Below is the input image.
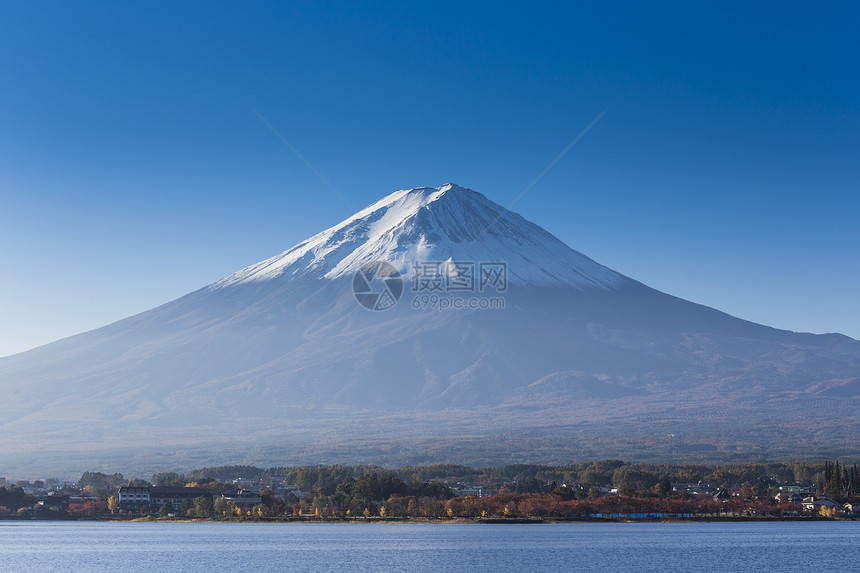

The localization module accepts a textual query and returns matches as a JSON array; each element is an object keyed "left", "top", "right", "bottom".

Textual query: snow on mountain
[{"left": 212, "top": 183, "right": 628, "bottom": 291}]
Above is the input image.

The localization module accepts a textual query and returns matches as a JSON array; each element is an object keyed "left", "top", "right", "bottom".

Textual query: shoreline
[{"left": 1, "top": 515, "right": 855, "bottom": 525}]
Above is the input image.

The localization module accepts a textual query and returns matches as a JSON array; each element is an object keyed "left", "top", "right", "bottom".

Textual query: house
[
  {"left": 673, "top": 482, "right": 713, "bottom": 496},
  {"left": 35, "top": 493, "right": 69, "bottom": 511},
  {"left": 773, "top": 492, "right": 804, "bottom": 505},
  {"left": 149, "top": 487, "right": 213, "bottom": 512},
  {"left": 843, "top": 502, "right": 859, "bottom": 516},
  {"left": 453, "top": 485, "right": 497, "bottom": 498},
  {"left": 220, "top": 489, "right": 262, "bottom": 510},
  {"left": 777, "top": 485, "right": 803, "bottom": 494},
  {"left": 117, "top": 485, "right": 151, "bottom": 511},
  {"left": 118, "top": 485, "right": 214, "bottom": 512},
  {"left": 800, "top": 497, "right": 838, "bottom": 513}
]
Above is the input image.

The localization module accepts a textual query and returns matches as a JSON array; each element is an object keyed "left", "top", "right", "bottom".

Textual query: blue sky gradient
[{"left": 1, "top": 1, "right": 858, "bottom": 355}]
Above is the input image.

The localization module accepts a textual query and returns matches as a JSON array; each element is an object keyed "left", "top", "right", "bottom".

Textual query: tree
[
  {"left": 184, "top": 465, "right": 264, "bottom": 483},
  {"left": 259, "top": 489, "right": 276, "bottom": 508},
  {"left": 158, "top": 502, "right": 172, "bottom": 517},
  {"left": 152, "top": 472, "right": 187, "bottom": 487},
  {"left": 79, "top": 500, "right": 107, "bottom": 516},
  {"left": 312, "top": 495, "right": 329, "bottom": 518},
  {"left": 193, "top": 496, "right": 213, "bottom": 518},
  {"left": 78, "top": 472, "right": 125, "bottom": 491},
  {"left": 252, "top": 503, "right": 267, "bottom": 518},
  {"left": 107, "top": 496, "right": 118, "bottom": 514},
  {"left": 0, "top": 486, "right": 28, "bottom": 510},
  {"left": 655, "top": 477, "right": 672, "bottom": 497},
  {"left": 514, "top": 477, "right": 544, "bottom": 494},
  {"left": 213, "top": 496, "right": 228, "bottom": 516}
]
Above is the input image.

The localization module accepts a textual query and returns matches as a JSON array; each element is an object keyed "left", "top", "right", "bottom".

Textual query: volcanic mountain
[{"left": 1, "top": 184, "right": 858, "bottom": 474}]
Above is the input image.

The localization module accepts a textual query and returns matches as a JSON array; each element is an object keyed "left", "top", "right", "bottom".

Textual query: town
[{"left": 1, "top": 461, "right": 857, "bottom": 521}]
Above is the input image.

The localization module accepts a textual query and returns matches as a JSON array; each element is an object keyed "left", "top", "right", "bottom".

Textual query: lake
[{"left": 0, "top": 521, "right": 858, "bottom": 572}]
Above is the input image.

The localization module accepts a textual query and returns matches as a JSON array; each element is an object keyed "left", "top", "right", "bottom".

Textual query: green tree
[
  {"left": 78, "top": 472, "right": 125, "bottom": 491},
  {"left": 514, "top": 477, "right": 544, "bottom": 494},
  {"left": 655, "top": 477, "right": 672, "bottom": 497},
  {"left": 152, "top": 472, "right": 187, "bottom": 487},
  {"left": 0, "top": 486, "right": 28, "bottom": 509},
  {"left": 193, "top": 496, "right": 213, "bottom": 518},
  {"left": 158, "top": 502, "right": 173, "bottom": 517},
  {"left": 259, "top": 489, "right": 276, "bottom": 508},
  {"left": 213, "top": 496, "right": 228, "bottom": 516}
]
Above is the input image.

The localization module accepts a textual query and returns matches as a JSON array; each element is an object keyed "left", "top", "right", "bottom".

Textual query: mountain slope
[
  {"left": 1, "top": 183, "right": 858, "bottom": 474},
  {"left": 213, "top": 183, "right": 626, "bottom": 289}
]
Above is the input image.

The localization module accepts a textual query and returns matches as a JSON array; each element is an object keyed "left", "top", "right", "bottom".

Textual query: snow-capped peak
[{"left": 212, "top": 183, "right": 628, "bottom": 290}]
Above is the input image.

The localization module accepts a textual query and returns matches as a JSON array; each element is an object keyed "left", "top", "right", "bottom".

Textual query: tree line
[
  {"left": 4, "top": 459, "right": 857, "bottom": 520},
  {"left": 159, "top": 460, "right": 844, "bottom": 491},
  {"left": 823, "top": 461, "right": 859, "bottom": 502}
]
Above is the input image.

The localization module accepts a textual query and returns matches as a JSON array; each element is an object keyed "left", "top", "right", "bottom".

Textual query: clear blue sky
[{"left": 1, "top": 1, "right": 858, "bottom": 356}]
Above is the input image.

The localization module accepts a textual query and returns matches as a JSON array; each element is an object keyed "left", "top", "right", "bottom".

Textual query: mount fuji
[{"left": 2, "top": 183, "right": 859, "bottom": 475}]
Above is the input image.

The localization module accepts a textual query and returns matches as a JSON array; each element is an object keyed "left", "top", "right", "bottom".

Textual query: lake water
[{"left": 0, "top": 521, "right": 858, "bottom": 572}]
